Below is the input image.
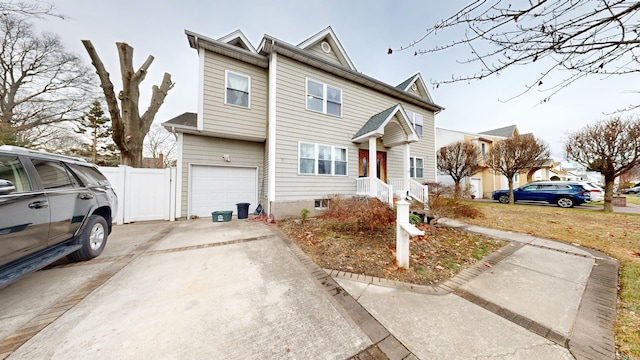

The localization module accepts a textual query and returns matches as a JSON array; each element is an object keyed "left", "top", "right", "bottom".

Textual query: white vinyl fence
[{"left": 99, "top": 166, "right": 176, "bottom": 224}]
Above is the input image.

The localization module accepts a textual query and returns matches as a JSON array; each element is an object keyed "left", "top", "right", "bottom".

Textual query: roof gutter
[{"left": 260, "top": 34, "right": 445, "bottom": 113}]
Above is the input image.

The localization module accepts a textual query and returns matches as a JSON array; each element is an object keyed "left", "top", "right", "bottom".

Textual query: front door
[{"left": 358, "top": 149, "right": 387, "bottom": 183}]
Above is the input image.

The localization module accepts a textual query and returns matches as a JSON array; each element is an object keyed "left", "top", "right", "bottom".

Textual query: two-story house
[
  {"left": 436, "top": 125, "right": 554, "bottom": 198},
  {"left": 164, "top": 26, "right": 443, "bottom": 219}
]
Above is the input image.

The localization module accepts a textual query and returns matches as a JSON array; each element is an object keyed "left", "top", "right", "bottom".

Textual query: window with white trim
[
  {"left": 225, "top": 70, "right": 250, "bottom": 108},
  {"left": 298, "top": 142, "right": 348, "bottom": 176},
  {"left": 306, "top": 78, "right": 342, "bottom": 116},
  {"left": 410, "top": 157, "right": 424, "bottom": 178},
  {"left": 481, "top": 142, "right": 486, "bottom": 156},
  {"left": 405, "top": 110, "right": 424, "bottom": 136}
]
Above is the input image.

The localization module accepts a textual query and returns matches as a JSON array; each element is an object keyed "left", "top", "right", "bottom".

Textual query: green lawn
[{"left": 461, "top": 201, "right": 639, "bottom": 358}]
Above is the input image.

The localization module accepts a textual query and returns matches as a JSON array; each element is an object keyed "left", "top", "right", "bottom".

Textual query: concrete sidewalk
[
  {"left": 0, "top": 218, "right": 618, "bottom": 359},
  {"left": 325, "top": 219, "right": 619, "bottom": 359}
]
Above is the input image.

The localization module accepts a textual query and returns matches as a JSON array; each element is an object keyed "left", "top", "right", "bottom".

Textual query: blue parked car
[{"left": 492, "top": 181, "right": 591, "bottom": 208}]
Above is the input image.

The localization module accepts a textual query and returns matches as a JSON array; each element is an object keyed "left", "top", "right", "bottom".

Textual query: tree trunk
[
  {"left": 454, "top": 181, "right": 461, "bottom": 199},
  {"left": 82, "top": 40, "right": 173, "bottom": 168},
  {"left": 603, "top": 177, "right": 615, "bottom": 213},
  {"left": 508, "top": 179, "right": 514, "bottom": 205}
]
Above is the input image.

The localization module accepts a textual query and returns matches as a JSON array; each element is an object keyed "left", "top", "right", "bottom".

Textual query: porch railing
[
  {"left": 408, "top": 178, "right": 428, "bottom": 204},
  {"left": 355, "top": 177, "right": 393, "bottom": 206},
  {"left": 389, "top": 178, "right": 429, "bottom": 204}
]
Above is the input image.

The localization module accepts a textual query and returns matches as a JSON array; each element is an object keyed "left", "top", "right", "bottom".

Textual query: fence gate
[{"left": 99, "top": 166, "right": 176, "bottom": 224}]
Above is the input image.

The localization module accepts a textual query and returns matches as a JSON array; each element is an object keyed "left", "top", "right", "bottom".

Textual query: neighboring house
[
  {"left": 164, "top": 26, "right": 443, "bottom": 219},
  {"left": 436, "top": 125, "right": 554, "bottom": 198}
]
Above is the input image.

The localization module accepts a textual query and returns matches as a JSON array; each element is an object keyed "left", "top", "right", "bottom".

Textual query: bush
[
  {"left": 425, "top": 182, "right": 483, "bottom": 220},
  {"left": 409, "top": 213, "right": 423, "bottom": 225},
  {"left": 321, "top": 195, "right": 395, "bottom": 232}
]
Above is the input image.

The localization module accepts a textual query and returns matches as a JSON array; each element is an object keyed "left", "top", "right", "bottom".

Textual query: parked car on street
[
  {"left": 492, "top": 181, "right": 591, "bottom": 208},
  {"left": 581, "top": 182, "right": 604, "bottom": 202},
  {"left": 0, "top": 146, "right": 117, "bottom": 289},
  {"left": 621, "top": 186, "right": 640, "bottom": 194}
]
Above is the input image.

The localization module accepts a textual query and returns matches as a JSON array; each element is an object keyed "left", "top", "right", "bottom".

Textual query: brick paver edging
[{"left": 272, "top": 227, "right": 415, "bottom": 360}]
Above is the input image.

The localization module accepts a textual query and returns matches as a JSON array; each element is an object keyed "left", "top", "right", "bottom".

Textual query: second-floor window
[
  {"left": 481, "top": 142, "right": 486, "bottom": 156},
  {"left": 225, "top": 70, "right": 250, "bottom": 108},
  {"left": 306, "top": 78, "right": 342, "bottom": 116},
  {"left": 299, "top": 142, "right": 347, "bottom": 176},
  {"left": 410, "top": 157, "right": 424, "bottom": 178},
  {"left": 405, "top": 110, "right": 424, "bottom": 136}
]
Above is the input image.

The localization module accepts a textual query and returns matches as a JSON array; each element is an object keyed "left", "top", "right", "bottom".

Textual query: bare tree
[
  {"left": 82, "top": 40, "right": 174, "bottom": 167},
  {"left": 0, "top": 14, "right": 93, "bottom": 146},
  {"left": 437, "top": 140, "right": 481, "bottom": 198},
  {"left": 390, "top": 1, "right": 640, "bottom": 106},
  {"left": 565, "top": 116, "right": 640, "bottom": 212},
  {"left": 144, "top": 123, "right": 176, "bottom": 167},
  {"left": 0, "top": 1, "right": 63, "bottom": 19},
  {"left": 485, "top": 134, "right": 550, "bottom": 204}
]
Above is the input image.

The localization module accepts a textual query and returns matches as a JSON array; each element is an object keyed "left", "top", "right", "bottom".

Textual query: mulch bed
[{"left": 279, "top": 218, "right": 506, "bottom": 285}]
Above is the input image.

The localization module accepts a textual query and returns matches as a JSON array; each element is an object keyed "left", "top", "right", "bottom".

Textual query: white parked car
[{"left": 581, "top": 182, "right": 604, "bottom": 202}]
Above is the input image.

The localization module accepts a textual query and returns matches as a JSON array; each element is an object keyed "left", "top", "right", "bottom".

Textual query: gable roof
[
  {"left": 217, "top": 30, "right": 257, "bottom": 54},
  {"left": 352, "top": 104, "right": 419, "bottom": 144},
  {"left": 187, "top": 27, "right": 444, "bottom": 113},
  {"left": 296, "top": 26, "right": 356, "bottom": 71},
  {"left": 395, "top": 73, "right": 433, "bottom": 102},
  {"left": 479, "top": 125, "right": 518, "bottom": 138}
]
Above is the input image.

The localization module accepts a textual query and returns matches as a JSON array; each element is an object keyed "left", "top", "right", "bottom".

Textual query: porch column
[
  {"left": 403, "top": 143, "right": 410, "bottom": 197},
  {"left": 369, "top": 137, "right": 377, "bottom": 197}
]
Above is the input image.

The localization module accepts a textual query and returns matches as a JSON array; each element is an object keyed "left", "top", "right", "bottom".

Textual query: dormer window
[{"left": 225, "top": 70, "right": 250, "bottom": 108}]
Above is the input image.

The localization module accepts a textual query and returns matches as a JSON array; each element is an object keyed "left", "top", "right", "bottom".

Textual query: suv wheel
[
  {"left": 68, "top": 215, "right": 108, "bottom": 262},
  {"left": 556, "top": 197, "right": 574, "bottom": 208},
  {"left": 498, "top": 195, "right": 509, "bottom": 204}
]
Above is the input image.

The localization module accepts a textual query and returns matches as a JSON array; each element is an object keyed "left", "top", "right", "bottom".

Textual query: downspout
[{"left": 267, "top": 41, "right": 277, "bottom": 216}]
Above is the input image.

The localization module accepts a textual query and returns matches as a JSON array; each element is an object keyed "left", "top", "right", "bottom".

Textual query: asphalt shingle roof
[
  {"left": 352, "top": 105, "right": 398, "bottom": 140},
  {"left": 479, "top": 125, "right": 517, "bottom": 138},
  {"left": 163, "top": 112, "right": 197, "bottom": 128}
]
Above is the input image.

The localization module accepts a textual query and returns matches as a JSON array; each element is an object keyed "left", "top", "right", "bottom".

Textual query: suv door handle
[
  {"left": 79, "top": 193, "right": 94, "bottom": 200},
  {"left": 28, "top": 200, "right": 49, "bottom": 209}
]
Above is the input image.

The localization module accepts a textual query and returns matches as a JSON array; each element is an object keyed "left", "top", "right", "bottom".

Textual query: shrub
[
  {"left": 300, "top": 208, "right": 310, "bottom": 223},
  {"left": 425, "top": 182, "right": 483, "bottom": 220},
  {"left": 409, "top": 213, "right": 423, "bottom": 225},
  {"left": 321, "top": 195, "right": 395, "bottom": 232}
]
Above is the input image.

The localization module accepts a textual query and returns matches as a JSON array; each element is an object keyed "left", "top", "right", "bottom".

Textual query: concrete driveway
[
  {"left": 0, "top": 217, "right": 617, "bottom": 359},
  {"left": 0, "top": 220, "right": 372, "bottom": 359}
]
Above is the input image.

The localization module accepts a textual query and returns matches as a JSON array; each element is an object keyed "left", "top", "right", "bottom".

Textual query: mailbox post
[{"left": 395, "top": 199, "right": 424, "bottom": 269}]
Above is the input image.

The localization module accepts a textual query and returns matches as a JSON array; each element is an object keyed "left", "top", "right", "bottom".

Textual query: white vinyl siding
[
  {"left": 201, "top": 52, "right": 267, "bottom": 140},
  {"left": 225, "top": 70, "right": 250, "bottom": 108},
  {"left": 306, "top": 78, "right": 342, "bottom": 117},
  {"left": 298, "top": 142, "right": 347, "bottom": 176},
  {"left": 273, "top": 57, "right": 436, "bottom": 201}
]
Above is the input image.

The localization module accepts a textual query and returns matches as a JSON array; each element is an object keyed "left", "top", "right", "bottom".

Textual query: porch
[
  {"left": 351, "top": 104, "right": 428, "bottom": 207},
  {"left": 355, "top": 176, "right": 428, "bottom": 206}
]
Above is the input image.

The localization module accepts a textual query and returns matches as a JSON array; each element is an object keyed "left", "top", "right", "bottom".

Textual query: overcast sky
[{"left": 35, "top": 0, "right": 639, "bottom": 158}]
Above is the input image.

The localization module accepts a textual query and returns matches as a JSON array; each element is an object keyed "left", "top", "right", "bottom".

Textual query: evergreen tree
[{"left": 75, "top": 101, "right": 115, "bottom": 163}]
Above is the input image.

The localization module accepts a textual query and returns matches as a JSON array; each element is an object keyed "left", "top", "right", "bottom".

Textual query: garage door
[{"left": 190, "top": 165, "right": 257, "bottom": 217}]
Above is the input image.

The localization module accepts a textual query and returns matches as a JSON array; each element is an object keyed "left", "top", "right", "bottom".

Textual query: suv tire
[
  {"left": 68, "top": 215, "right": 108, "bottom": 262},
  {"left": 556, "top": 197, "right": 574, "bottom": 208}
]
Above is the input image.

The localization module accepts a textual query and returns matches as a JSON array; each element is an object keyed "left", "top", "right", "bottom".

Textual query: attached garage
[{"left": 189, "top": 165, "right": 258, "bottom": 217}]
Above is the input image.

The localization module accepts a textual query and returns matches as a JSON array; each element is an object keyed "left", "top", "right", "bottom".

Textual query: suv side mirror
[{"left": 0, "top": 179, "right": 16, "bottom": 195}]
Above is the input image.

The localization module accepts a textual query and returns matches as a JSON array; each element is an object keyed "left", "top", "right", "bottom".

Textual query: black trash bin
[{"left": 236, "top": 203, "right": 251, "bottom": 219}]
